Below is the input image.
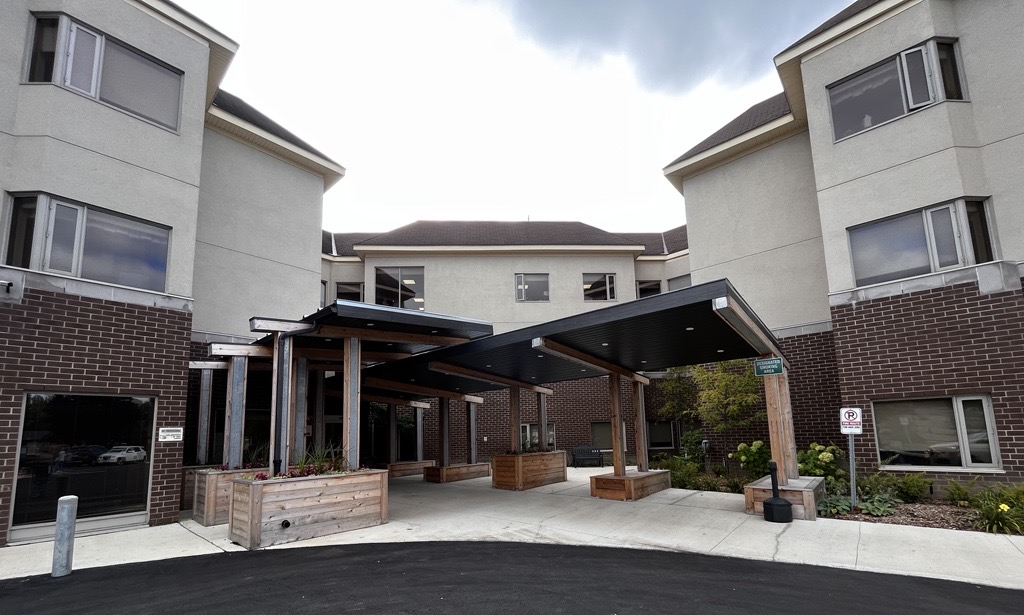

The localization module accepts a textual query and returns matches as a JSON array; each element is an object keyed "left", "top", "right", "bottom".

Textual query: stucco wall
[
  {"left": 191, "top": 128, "right": 324, "bottom": 338},
  {"left": 360, "top": 251, "right": 639, "bottom": 333},
  {"left": 682, "top": 132, "right": 830, "bottom": 331},
  {"left": 0, "top": 0, "right": 212, "bottom": 297},
  {"left": 800, "top": 0, "right": 1024, "bottom": 291}
]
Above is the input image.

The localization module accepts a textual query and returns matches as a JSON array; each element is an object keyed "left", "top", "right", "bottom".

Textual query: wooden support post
[
  {"left": 197, "top": 368, "right": 213, "bottom": 464},
  {"left": 343, "top": 337, "right": 361, "bottom": 470},
  {"left": 438, "top": 398, "right": 450, "bottom": 467},
  {"left": 466, "top": 402, "right": 478, "bottom": 463},
  {"left": 609, "top": 374, "right": 625, "bottom": 476},
  {"left": 633, "top": 381, "right": 649, "bottom": 472},
  {"left": 415, "top": 407, "right": 425, "bottom": 461},
  {"left": 224, "top": 356, "right": 247, "bottom": 469},
  {"left": 537, "top": 393, "right": 549, "bottom": 452},
  {"left": 763, "top": 371, "right": 799, "bottom": 484},
  {"left": 509, "top": 386, "right": 521, "bottom": 452},
  {"left": 388, "top": 404, "right": 399, "bottom": 464},
  {"left": 291, "top": 358, "right": 308, "bottom": 465},
  {"left": 270, "top": 333, "right": 294, "bottom": 475}
]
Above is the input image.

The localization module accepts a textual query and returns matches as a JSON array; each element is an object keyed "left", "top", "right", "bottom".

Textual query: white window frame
[
  {"left": 515, "top": 273, "right": 549, "bottom": 302},
  {"left": 64, "top": 21, "right": 101, "bottom": 96},
  {"left": 583, "top": 273, "right": 616, "bottom": 301},
  {"left": 874, "top": 395, "right": 1000, "bottom": 471},
  {"left": 849, "top": 198, "right": 994, "bottom": 288},
  {"left": 829, "top": 39, "right": 965, "bottom": 142},
  {"left": 519, "top": 422, "right": 555, "bottom": 450},
  {"left": 647, "top": 420, "right": 677, "bottom": 450},
  {"left": 25, "top": 14, "right": 183, "bottom": 132},
  {"left": 43, "top": 200, "right": 85, "bottom": 275},
  {"left": 336, "top": 281, "right": 364, "bottom": 303}
]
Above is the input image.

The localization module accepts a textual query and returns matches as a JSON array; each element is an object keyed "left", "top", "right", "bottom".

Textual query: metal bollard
[{"left": 52, "top": 495, "right": 79, "bottom": 578}]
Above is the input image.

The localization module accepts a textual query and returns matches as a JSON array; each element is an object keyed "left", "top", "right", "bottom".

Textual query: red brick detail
[
  {"left": 0, "top": 289, "right": 192, "bottom": 546},
  {"left": 831, "top": 280, "right": 1024, "bottom": 484}
]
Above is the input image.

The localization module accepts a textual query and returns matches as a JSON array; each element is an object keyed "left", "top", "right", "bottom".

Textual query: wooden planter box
[
  {"left": 387, "top": 460, "right": 436, "bottom": 477},
  {"left": 193, "top": 469, "right": 253, "bottom": 526},
  {"left": 744, "top": 475, "right": 825, "bottom": 521},
  {"left": 492, "top": 451, "right": 567, "bottom": 491},
  {"left": 228, "top": 470, "right": 388, "bottom": 550},
  {"left": 590, "top": 470, "right": 671, "bottom": 501},
  {"left": 422, "top": 463, "right": 490, "bottom": 483}
]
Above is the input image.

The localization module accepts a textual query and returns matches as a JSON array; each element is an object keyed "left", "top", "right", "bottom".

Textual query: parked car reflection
[
  {"left": 70, "top": 445, "right": 108, "bottom": 466},
  {"left": 97, "top": 446, "right": 147, "bottom": 465}
]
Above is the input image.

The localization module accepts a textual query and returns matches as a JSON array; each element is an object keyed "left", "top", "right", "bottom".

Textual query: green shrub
[
  {"left": 859, "top": 493, "right": 901, "bottom": 516},
  {"left": 945, "top": 478, "right": 977, "bottom": 506},
  {"left": 892, "top": 473, "right": 932, "bottom": 503},
  {"left": 857, "top": 471, "right": 896, "bottom": 497},
  {"left": 728, "top": 440, "right": 771, "bottom": 478},
  {"left": 797, "top": 443, "right": 847, "bottom": 482},
  {"left": 651, "top": 455, "right": 702, "bottom": 490},
  {"left": 678, "top": 429, "right": 706, "bottom": 464},
  {"left": 817, "top": 492, "right": 852, "bottom": 517},
  {"left": 973, "top": 495, "right": 1023, "bottom": 535}
]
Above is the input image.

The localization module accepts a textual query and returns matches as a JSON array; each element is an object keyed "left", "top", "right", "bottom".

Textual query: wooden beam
[
  {"left": 312, "top": 325, "right": 468, "bottom": 347},
  {"left": 509, "top": 386, "right": 521, "bottom": 452},
  {"left": 364, "top": 377, "right": 484, "bottom": 404},
  {"left": 609, "top": 373, "right": 625, "bottom": 476},
  {"left": 428, "top": 362, "right": 554, "bottom": 395},
  {"left": 210, "top": 343, "right": 272, "bottom": 357},
  {"left": 362, "top": 351, "right": 413, "bottom": 362},
  {"left": 362, "top": 394, "right": 431, "bottom": 409},
  {"left": 712, "top": 295, "right": 788, "bottom": 367},
  {"left": 531, "top": 337, "right": 650, "bottom": 385},
  {"left": 343, "top": 338, "right": 361, "bottom": 471},
  {"left": 249, "top": 317, "right": 312, "bottom": 333},
  {"left": 438, "top": 398, "right": 450, "bottom": 467},
  {"left": 633, "top": 381, "right": 648, "bottom": 472},
  {"left": 189, "top": 360, "right": 229, "bottom": 370}
]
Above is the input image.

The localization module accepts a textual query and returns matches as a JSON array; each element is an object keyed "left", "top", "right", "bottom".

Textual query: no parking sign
[{"left": 840, "top": 407, "right": 862, "bottom": 435}]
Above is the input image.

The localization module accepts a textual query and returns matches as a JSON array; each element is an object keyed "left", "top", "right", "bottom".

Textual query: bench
[{"left": 572, "top": 446, "right": 603, "bottom": 468}]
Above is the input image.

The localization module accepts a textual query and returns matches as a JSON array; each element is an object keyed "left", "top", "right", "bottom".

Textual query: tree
[{"left": 658, "top": 359, "right": 764, "bottom": 432}]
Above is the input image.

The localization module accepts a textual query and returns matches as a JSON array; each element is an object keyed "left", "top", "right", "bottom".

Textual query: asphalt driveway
[{"left": 1, "top": 542, "right": 1018, "bottom": 614}]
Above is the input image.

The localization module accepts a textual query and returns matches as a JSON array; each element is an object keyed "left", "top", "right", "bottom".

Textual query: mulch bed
[{"left": 834, "top": 502, "right": 980, "bottom": 532}]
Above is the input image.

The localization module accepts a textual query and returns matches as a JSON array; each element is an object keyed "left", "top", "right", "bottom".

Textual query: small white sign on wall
[
  {"left": 158, "top": 427, "right": 184, "bottom": 442},
  {"left": 840, "top": 407, "right": 863, "bottom": 435}
]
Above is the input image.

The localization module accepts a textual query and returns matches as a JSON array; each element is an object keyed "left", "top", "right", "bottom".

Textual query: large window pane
[
  {"left": 829, "top": 58, "right": 904, "bottom": 140},
  {"left": 850, "top": 213, "right": 930, "bottom": 286},
  {"left": 591, "top": 422, "right": 612, "bottom": 449},
  {"left": 901, "top": 48, "right": 933, "bottom": 108},
  {"left": 14, "top": 394, "right": 154, "bottom": 525},
  {"left": 48, "top": 203, "right": 80, "bottom": 273},
  {"left": 375, "top": 267, "right": 424, "bottom": 310},
  {"left": 5, "top": 196, "right": 37, "bottom": 268},
  {"left": 875, "top": 399, "right": 957, "bottom": 466},
  {"left": 337, "top": 282, "right": 363, "bottom": 302},
  {"left": 937, "top": 42, "right": 964, "bottom": 100},
  {"left": 648, "top": 421, "right": 674, "bottom": 448},
  {"left": 965, "top": 201, "right": 993, "bottom": 263},
  {"left": 99, "top": 40, "right": 182, "bottom": 130},
  {"left": 81, "top": 209, "right": 169, "bottom": 292},
  {"left": 66, "top": 24, "right": 98, "bottom": 94},
  {"left": 960, "top": 400, "right": 992, "bottom": 464},
  {"left": 636, "top": 280, "right": 661, "bottom": 298},
  {"left": 583, "top": 273, "right": 615, "bottom": 301}
]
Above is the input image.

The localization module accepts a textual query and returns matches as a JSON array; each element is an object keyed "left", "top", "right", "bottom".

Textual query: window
[
  {"left": 336, "top": 282, "right": 364, "bottom": 302},
  {"left": 849, "top": 199, "right": 994, "bottom": 287},
  {"left": 375, "top": 267, "right": 424, "bottom": 310},
  {"left": 320, "top": 280, "right": 327, "bottom": 308},
  {"left": 14, "top": 393, "right": 155, "bottom": 526},
  {"left": 26, "top": 15, "right": 183, "bottom": 130},
  {"left": 647, "top": 421, "right": 676, "bottom": 449},
  {"left": 519, "top": 422, "right": 555, "bottom": 450},
  {"left": 874, "top": 396, "right": 998, "bottom": 469},
  {"left": 667, "top": 274, "right": 691, "bottom": 291},
  {"left": 4, "top": 194, "right": 169, "bottom": 292},
  {"left": 515, "top": 273, "right": 549, "bottom": 302},
  {"left": 590, "top": 422, "right": 626, "bottom": 450},
  {"left": 828, "top": 39, "right": 965, "bottom": 141},
  {"left": 636, "top": 280, "right": 661, "bottom": 298},
  {"left": 583, "top": 273, "right": 615, "bottom": 301}
]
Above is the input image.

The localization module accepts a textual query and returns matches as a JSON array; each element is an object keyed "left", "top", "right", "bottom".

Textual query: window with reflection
[
  {"left": 375, "top": 266, "right": 424, "bottom": 310},
  {"left": 14, "top": 394, "right": 155, "bottom": 526},
  {"left": 874, "top": 396, "right": 997, "bottom": 468}
]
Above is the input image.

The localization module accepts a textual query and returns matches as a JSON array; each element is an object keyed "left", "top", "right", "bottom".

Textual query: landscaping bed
[{"left": 834, "top": 502, "right": 978, "bottom": 531}]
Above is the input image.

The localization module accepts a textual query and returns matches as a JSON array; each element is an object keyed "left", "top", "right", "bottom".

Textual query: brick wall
[
  {"left": 831, "top": 280, "right": 1024, "bottom": 485},
  {"left": 0, "top": 289, "right": 191, "bottom": 545},
  {"left": 779, "top": 330, "right": 843, "bottom": 448}
]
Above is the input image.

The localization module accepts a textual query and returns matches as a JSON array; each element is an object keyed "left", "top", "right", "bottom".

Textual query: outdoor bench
[{"left": 571, "top": 446, "right": 604, "bottom": 468}]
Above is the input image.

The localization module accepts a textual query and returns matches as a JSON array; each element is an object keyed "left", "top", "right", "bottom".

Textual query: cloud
[{"left": 494, "top": 0, "right": 851, "bottom": 93}]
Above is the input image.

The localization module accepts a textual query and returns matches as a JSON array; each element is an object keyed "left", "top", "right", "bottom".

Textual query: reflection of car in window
[
  {"left": 70, "top": 445, "right": 108, "bottom": 466},
  {"left": 97, "top": 446, "right": 147, "bottom": 465},
  {"left": 929, "top": 432, "right": 991, "bottom": 464}
]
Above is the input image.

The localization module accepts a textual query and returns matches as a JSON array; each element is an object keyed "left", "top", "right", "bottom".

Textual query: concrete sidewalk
[{"left": 3, "top": 467, "right": 1023, "bottom": 589}]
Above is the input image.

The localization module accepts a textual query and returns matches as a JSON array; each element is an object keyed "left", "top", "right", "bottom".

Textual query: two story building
[
  {"left": 664, "top": 0, "right": 1024, "bottom": 483},
  {"left": 0, "top": 0, "right": 343, "bottom": 545}
]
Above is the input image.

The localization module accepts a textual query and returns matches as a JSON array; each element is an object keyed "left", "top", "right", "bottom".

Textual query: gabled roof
[
  {"left": 616, "top": 224, "right": 688, "bottom": 256},
  {"left": 212, "top": 90, "right": 336, "bottom": 164},
  {"left": 329, "top": 232, "right": 381, "bottom": 257},
  {"left": 667, "top": 93, "right": 791, "bottom": 166},
  {"left": 781, "top": 0, "right": 887, "bottom": 54},
  {"left": 355, "top": 221, "right": 642, "bottom": 248}
]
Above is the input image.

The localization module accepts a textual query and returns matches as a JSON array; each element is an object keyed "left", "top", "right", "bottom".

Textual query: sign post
[{"left": 840, "top": 407, "right": 862, "bottom": 507}]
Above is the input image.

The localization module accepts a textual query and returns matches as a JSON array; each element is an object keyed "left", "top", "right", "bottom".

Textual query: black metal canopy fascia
[
  {"left": 362, "top": 279, "right": 781, "bottom": 398},
  {"left": 249, "top": 300, "right": 494, "bottom": 358}
]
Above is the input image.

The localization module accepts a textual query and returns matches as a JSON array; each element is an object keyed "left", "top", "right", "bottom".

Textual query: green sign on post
[{"left": 754, "top": 357, "right": 783, "bottom": 376}]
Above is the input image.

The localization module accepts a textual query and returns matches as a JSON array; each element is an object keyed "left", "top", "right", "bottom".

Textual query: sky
[{"left": 175, "top": 0, "right": 850, "bottom": 233}]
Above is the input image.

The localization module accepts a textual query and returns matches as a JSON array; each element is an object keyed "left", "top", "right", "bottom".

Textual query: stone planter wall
[{"left": 228, "top": 470, "right": 388, "bottom": 550}]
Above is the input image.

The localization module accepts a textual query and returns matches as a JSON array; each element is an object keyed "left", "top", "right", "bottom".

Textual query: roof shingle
[
  {"left": 212, "top": 90, "right": 336, "bottom": 163},
  {"left": 354, "top": 221, "right": 642, "bottom": 248},
  {"left": 666, "top": 93, "right": 791, "bottom": 167}
]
